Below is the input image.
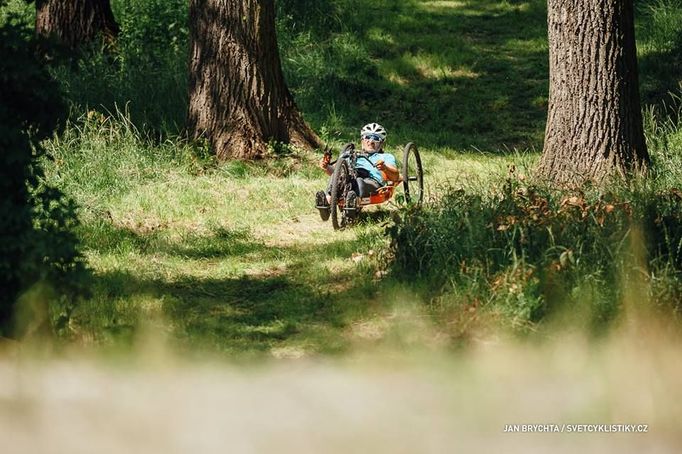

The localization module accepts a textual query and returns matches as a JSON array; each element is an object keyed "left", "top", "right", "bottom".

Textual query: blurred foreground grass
[{"left": 1, "top": 311, "right": 680, "bottom": 453}]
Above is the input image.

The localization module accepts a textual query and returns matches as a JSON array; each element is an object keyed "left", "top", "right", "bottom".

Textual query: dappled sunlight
[
  {"left": 378, "top": 52, "right": 480, "bottom": 86},
  {"left": 67, "top": 198, "right": 394, "bottom": 353},
  {"left": 408, "top": 52, "right": 479, "bottom": 81},
  {"left": 62, "top": 141, "right": 544, "bottom": 352},
  {"left": 51, "top": 119, "right": 543, "bottom": 353},
  {"left": 4, "top": 0, "right": 682, "bottom": 449},
  {"left": 280, "top": 0, "right": 550, "bottom": 150},
  {"left": 421, "top": 0, "right": 467, "bottom": 11}
]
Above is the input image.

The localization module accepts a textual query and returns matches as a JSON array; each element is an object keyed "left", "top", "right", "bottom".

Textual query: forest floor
[{"left": 53, "top": 140, "right": 529, "bottom": 357}]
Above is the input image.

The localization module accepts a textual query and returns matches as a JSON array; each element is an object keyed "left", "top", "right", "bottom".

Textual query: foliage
[
  {"left": 388, "top": 120, "right": 682, "bottom": 329},
  {"left": 0, "top": 11, "right": 85, "bottom": 336}
]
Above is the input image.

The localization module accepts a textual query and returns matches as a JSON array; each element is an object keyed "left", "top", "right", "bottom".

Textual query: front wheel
[
  {"left": 402, "top": 142, "right": 424, "bottom": 205},
  {"left": 330, "top": 157, "right": 351, "bottom": 230}
]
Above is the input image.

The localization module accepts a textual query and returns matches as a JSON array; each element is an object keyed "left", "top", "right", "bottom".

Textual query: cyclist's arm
[{"left": 376, "top": 158, "right": 401, "bottom": 182}]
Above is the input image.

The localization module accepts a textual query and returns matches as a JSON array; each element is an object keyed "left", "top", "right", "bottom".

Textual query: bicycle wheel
[
  {"left": 330, "top": 157, "right": 351, "bottom": 230},
  {"left": 402, "top": 142, "right": 424, "bottom": 205}
]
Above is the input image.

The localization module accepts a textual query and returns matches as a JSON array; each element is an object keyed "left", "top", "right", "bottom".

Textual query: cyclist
[{"left": 316, "top": 123, "right": 400, "bottom": 220}]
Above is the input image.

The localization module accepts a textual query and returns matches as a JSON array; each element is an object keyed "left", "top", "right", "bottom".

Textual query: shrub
[
  {"left": 0, "top": 11, "right": 85, "bottom": 336},
  {"left": 388, "top": 177, "right": 682, "bottom": 328}
]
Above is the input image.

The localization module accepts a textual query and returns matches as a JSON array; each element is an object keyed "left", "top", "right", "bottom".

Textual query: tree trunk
[
  {"left": 538, "top": 0, "right": 649, "bottom": 185},
  {"left": 187, "top": 0, "right": 321, "bottom": 160},
  {"left": 35, "top": 0, "right": 119, "bottom": 48}
]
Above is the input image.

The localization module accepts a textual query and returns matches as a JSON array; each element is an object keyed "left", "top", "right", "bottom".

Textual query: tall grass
[
  {"left": 645, "top": 93, "right": 682, "bottom": 185},
  {"left": 388, "top": 94, "right": 682, "bottom": 332},
  {"left": 42, "top": 108, "right": 207, "bottom": 210},
  {"left": 637, "top": 0, "right": 682, "bottom": 54}
]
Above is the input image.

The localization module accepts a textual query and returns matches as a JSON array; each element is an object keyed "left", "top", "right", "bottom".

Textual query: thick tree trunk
[
  {"left": 187, "top": 0, "right": 321, "bottom": 160},
  {"left": 538, "top": 0, "right": 649, "bottom": 185},
  {"left": 35, "top": 0, "right": 119, "bottom": 48}
]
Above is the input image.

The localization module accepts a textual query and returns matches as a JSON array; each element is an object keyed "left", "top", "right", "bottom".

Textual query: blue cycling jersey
[{"left": 355, "top": 152, "right": 397, "bottom": 185}]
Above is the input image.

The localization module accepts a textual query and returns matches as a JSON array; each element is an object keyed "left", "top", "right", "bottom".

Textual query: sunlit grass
[{"left": 37, "top": 108, "right": 529, "bottom": 354}]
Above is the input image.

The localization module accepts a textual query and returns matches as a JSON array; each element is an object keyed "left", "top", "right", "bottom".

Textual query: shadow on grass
[
  {"left": 636, "top": 0, "right": 682, "bottom": 111},
  {"left": 291, "top": 0, "right": 550, "bottom": 152},
  {"left": 295, "top": 0, "right": 681, "bottom": 151},
  {"left": 80, "top": 221, "right": 269, "bottom": 260},
  {"left": 78, "top": 222, "right": 383, "bottom": 354},
  {"left": 357, "top": 208, "right": 393, "bottom": 226},
  {"left": 51, "top": 0, "right": 681, "bottom": 151},
  {"left": 56, "top": 0, "right": 551, "bottom": 150},
  {"left": 638, "top": 38, "right": 682, "bottom": 121},
  {"left": 373, "top": 0, "right": 550, "bottom": 151}
]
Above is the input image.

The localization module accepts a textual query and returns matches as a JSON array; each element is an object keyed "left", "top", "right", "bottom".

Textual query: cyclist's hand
[
  {"left": 375, "top": 160, "right": 385, "bottom": 170},
  {"left": 320, "top": 152, "right": 332, "bottom": 170}
]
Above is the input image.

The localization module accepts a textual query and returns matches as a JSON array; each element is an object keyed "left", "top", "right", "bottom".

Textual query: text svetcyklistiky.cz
[{"left": 503, "top": 424, "right": 648, "bottom": 433}]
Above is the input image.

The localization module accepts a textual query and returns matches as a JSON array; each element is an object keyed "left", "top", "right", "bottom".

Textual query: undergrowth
[{"left": 388, "top": 99, "right": 682, "bottom": 332}]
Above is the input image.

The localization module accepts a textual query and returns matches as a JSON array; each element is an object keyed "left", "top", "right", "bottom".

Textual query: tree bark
[
  {"left": 187, "top": 0, "right": 321, "bottom": 160},
  {"left": 538, "top": 0, "right": 649, "bottom": 186},
  {"left": 35, "top": 0, "right": 119, "bottom": 48}
]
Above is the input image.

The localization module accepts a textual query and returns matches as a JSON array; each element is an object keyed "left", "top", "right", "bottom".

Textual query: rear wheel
[
  {"left": 402, "top": 142, "right": 424, "bottom": 205},
  {"left": 330, "top": 158, "right": 351, "bottom": 230}
]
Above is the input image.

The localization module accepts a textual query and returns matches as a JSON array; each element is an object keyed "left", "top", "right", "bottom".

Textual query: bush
[
  {"left": 0, "top": 11, "right": 85, "bottom": 336},
  {"left": 388, "top": 177, "right": 682, "bottom": 329}
]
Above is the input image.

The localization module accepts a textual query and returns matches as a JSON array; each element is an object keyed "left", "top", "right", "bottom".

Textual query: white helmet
[{"left": 360, "top": 123, "right": 387, "bottom": 141}]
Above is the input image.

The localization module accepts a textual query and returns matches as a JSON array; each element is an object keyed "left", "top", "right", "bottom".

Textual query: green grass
[
  {"left": 15, "top": 0, "right": 682, "bottom": 354},
  {"left": 4, "top": 3, "right": 682, "bottom": 449},
  {"left": 281, "top": 0, "right": 549, "bottom": 151},
  {"left": 40, "top": 107, "right": 525, "bottom": 354},
  {"left": 26, "top": 0, "right": 680, "bottom": 147},
  {"left": 637, "top": 0, "right": 682, "bottom": 106}
]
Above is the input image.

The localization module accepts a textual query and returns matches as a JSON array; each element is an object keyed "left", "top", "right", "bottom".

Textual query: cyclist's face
[{"left": 362, "top": 137, "right": 383, "bottom": 152}]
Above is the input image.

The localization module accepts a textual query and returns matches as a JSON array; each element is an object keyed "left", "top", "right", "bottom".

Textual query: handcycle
[{"left": 322, "top": 142, "right": 424, "bottom": 230}]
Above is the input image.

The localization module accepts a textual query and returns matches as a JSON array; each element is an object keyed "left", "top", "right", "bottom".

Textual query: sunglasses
[{"left": 362, "top": 134, "right": 384, "bottom": 142}]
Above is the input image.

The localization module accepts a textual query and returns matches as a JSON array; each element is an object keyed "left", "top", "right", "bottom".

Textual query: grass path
[{"left": 63, "top": 145, "right": 527, "bottom": 356}]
